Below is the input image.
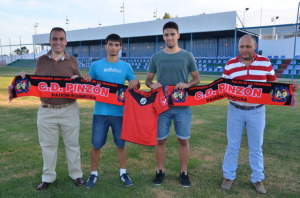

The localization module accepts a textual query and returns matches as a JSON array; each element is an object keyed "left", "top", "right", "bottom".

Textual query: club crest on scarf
[
  {"left": 14, "top": 78, "right": 31, "bottom": 93},
  {"left": 116, "top": 88, "right": 126, "bottom": 102},
  {"left": 270, "top": 86, "right": 290, "bottom": 102},
  {"left": 171, "top": 89, "right": 188, "bottom": 103}
]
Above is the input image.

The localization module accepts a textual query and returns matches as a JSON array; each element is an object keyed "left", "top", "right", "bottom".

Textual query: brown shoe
[
  {"left": 221, "top": 179, "right": 233, "bottom": 190},
  {"left": 74, "top": 178, "right": 84, "bottom": 186},
  {"left": 37, "top": 182, "right": 50, "bottom": 190},
  {"left": 253, "top": 181, "right": 267, "bottom": 194}
]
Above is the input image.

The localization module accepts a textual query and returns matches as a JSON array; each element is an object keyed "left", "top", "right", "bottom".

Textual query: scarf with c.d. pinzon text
[{"left": 8, "top": 75, "right": 296, "bottom": 107}]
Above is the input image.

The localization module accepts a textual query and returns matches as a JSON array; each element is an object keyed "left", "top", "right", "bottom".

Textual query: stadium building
[{"left": 4, "top": 11, "right": 300, "bottom": 78}]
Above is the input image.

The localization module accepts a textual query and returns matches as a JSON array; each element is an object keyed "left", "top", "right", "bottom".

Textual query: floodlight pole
[
  {"left": 66, "top": 16, "right": 69, "bottom": 31},
  {"left": 292, "top": 2, "right": 300, "bottom": 80},
  {"left": 271, "top": 16, "right": 279, "bottom": 40},
  {"left": 153, "top": 8, "right": 158, "bottom": 20},
  {"left": 121, "top": 2, "right": 125, "bottom": 24},
  {"left": 259, "top": 6, "right": 262, "bottom": 38},
  {"left": 34, "top": 23, "right": 39, "bottom": 35}
]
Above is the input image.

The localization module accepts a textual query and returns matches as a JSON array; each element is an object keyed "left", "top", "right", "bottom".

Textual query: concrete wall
[{"left": 259, "top": 37, "right": 300, "bottom": 59}]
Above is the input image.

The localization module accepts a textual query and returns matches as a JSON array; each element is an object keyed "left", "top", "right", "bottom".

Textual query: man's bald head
[
  {"left": 239, "top": 35, "right": 257, "bottom": 46},
  {"left": 238, "top": 35, "right": 257, "bottom": 61}
]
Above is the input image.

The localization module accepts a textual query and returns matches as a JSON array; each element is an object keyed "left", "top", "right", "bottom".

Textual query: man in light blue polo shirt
[{"left": 83, "top": 34, "right": 139, "bottom": 188}]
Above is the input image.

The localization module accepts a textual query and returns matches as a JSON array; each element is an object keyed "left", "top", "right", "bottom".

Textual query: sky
[{"left": 0, "top": 0, "right": 299, "bottom": 46}]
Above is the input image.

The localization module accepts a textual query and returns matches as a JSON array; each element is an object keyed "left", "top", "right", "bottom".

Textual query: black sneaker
[
  {"left": 85, "top": 174, "right": 98, "bottom": 188},
  {"left": 120, "top": 173, "right": 133, "bottom": 187},
  {"left": 153, "top": 170, "right": 165, "bottom": 185},
  {"left": 179, "top": 172, "right": 190, "bottom": 187}
]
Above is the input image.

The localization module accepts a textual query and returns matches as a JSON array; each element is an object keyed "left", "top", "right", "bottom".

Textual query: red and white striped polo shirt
[
  {"left": 222, "top": 53, "right": 277, "bottom": 106},
  {"left": 222, "top": 53, "right": 277, "bottom": 82}
]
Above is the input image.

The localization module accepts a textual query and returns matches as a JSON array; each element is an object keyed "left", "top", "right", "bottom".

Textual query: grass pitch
[{"left": 0, "top": 66, "right": 299, "bottom": 197}]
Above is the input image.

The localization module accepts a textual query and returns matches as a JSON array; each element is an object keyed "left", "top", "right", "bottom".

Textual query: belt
[
  {"left": 41, "top": 101, "right": 75, "bottom": 109},
  {"left": 230, "top": 101, "right": 264, "bottom": 110}
]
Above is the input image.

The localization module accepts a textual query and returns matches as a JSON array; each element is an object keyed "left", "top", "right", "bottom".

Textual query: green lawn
[{"left": 0, "top": 66, "right": 299, "bottom": 198}]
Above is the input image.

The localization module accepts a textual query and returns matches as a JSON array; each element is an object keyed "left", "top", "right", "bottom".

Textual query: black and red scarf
[{"left": 8, "top": 75, "right": 296, "bottom": 107}]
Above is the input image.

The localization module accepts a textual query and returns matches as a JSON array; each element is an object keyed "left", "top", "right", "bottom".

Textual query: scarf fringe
[
  {"left": 291, "top": 93, "right": 296, "bottom": 108},
  {"left": 8, "top": 84, "right": 13, "bottom": 102}
]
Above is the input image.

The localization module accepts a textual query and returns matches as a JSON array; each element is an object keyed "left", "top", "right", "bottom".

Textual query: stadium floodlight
[
  {"left": 271, "top": 16, "right": 279, "bottom": 40},
  {"left": 243, "top": 8, "right": 249, "bottom": 27},
  {"left": 271, "top": 16, "right": 279, "bottom": 22}
]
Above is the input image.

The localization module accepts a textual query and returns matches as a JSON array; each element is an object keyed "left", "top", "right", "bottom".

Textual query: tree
[
  {"left": 14, "top": 47, "right": 29, "bottom": 55},
  {"left": 14, "top": 48, "right": 21, "bottom": 55},
  {"left": 163, "top": 12, "right": 171, "bottom": 19}
]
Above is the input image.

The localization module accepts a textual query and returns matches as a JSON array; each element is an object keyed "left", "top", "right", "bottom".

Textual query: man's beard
[
  {"left": 166, "top": 44, "right": 174, "bottom": 48},
  {"left": 241, "top": 54, "right": 253, "bottom": 61}
]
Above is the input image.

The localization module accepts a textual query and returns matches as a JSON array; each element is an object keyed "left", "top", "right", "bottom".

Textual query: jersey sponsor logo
[
  {"left": 270, "top": 86, "right": 290, "bottom": 102},
  {"left": 14, "top": 78, "right": 31, "bottom": 93},
  {"left": 171, "top": 89, "right": 188, "bottom": 103},
  {"left": 104, "top": 68, "right": 121, "bottom": 73},
  {"left": 140, "top": 97, "right": 147, "bottom": 105}
]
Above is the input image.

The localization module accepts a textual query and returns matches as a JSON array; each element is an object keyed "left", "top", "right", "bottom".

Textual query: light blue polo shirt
[{"left": 89, "top": 58, "right": 136, "bottom": 116}]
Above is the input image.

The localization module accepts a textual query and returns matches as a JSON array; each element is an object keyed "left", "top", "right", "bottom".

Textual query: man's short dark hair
[
  {"left": 163, "top": 21, "right": 179, "bottom": 32},
  {"left": 105, "top": 34, "right": 122, "bottom": 45},
  {"left": 50, "top": 27, "right": 66, "bottom": 39}
]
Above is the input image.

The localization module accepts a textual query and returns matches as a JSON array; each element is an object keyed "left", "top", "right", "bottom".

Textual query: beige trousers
[{"left": 37, "top": 101, "right": 83, "bottom": 182}]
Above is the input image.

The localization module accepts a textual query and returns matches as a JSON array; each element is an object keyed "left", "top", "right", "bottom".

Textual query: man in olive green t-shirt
[{"left": 146, "top": 21, "right": 200, "bottom": 187}]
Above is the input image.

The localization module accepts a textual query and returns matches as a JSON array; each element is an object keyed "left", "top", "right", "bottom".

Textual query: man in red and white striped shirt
[{"left": 221, "top": 35, "right": 276, "bottom": 194}]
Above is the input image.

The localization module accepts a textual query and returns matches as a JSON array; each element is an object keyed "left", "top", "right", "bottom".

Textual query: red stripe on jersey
[
  {"left": 267, "top": 75, "right": 277, "bottom": 81},
  {"left": 232, "top": 75, "right": 269, "bottom": 81},
  {"left": 226, "top": 58, "right": 239, "bottom": 65},
  {"left": 255, "top": 56, "right": 270, "bottom": 62},
  {"left": 248, "top": 65, "right": 272, "bottom": 71}
]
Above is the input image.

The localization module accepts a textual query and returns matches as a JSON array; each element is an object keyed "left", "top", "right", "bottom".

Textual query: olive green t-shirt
[{"left": 147, "top": 49, "right": 197, "bottom": 86}]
